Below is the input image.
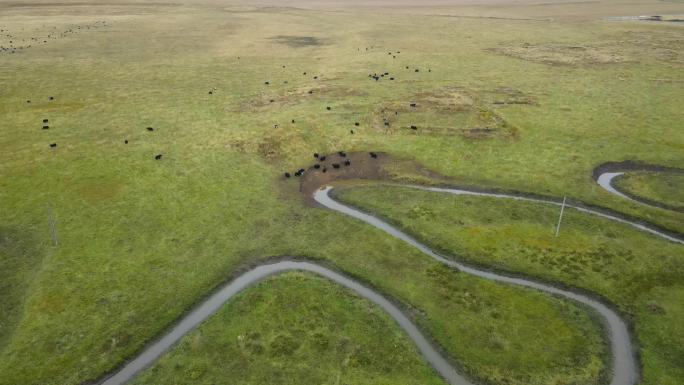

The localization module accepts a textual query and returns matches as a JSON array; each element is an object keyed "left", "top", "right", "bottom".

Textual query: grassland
[
  {"left": 336, "top": 185, "right": 684, "bottom": 385},
  {"left": 0, "top": 0, "right": 683, "bottom": 384},
  {"left": 132, "top": 272, "right": 448, "bottom": 385},
  {"left": 613, "top": 172, "right": 684, "bottom": 211}
]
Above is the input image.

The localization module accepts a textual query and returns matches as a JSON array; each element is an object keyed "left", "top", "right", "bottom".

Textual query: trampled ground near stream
[{"left": 1, "top": 0, "right": 683, "bottom": 384}]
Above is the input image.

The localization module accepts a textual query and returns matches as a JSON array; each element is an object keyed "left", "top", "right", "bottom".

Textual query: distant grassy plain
[{"left": 0, "top": 0, "right": 682, "bottom": 384}]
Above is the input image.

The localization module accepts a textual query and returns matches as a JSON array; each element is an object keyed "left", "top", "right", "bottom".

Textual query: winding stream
[
  {"left": 413, "top": 184, "right": 683, "bottom": 245},
  {"left": 99, "top": 261, "right": 468, "bottom": 385},
  {"left": 315, "top": 186, "right": 638, "bottom": 385},
  {"left": 98, "top": 183, "right": 664, "bottom": 385}
]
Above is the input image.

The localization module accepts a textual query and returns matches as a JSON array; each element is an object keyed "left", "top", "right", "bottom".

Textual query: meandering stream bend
[
  {"left": 99, "top": 184, "right": 648, "bottom": 385},
  {"left": 99, "top": 261, "right": 468, "bottom": 385},
  {"left": 315, "top": 186, "right": 637, "bottom": 385}
]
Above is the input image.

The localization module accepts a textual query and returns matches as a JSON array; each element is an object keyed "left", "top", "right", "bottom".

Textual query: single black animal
[
  {"left": 264, "top": 81, "right": 270, "bottom": 85},
  {"left": 43, "top": 118, "right": 48, "bottom": 123},
  {"left": 49, "top": 143, "right": 57, "bottom": 148},
  {"left": 314, "top": 153, "right": 319, "bottom": 158},
  {"left": 350, "top": 130, "right": 354, "bottom": 134},
  {"left": 42, "top": 125, "right": 49, "bottom": 130},
  {"left": 26, "top": 100, "right": 31, "bottom": 103},
  {"left": 155, "top": 154, "right": 162, "bottom": 160},
  {"left": 370, "top": 152, "right": 378, "bottom": 158},
  {"left": 344, "top": 160, "right": 351, "bottom": 166},
  {"left": 208, "top": 91, "right": 213, "bottom": 95},
  {"left": 146, "top": 127, "right": 154, "bottom": 132},
  {"left": 332, "top": 163, "right": 340, "bottom": 169},
  {"left": 292, "top": 119, "right": 295, "bottom": 123},
  {"left": 322, "top": 167, "right": 327, "bottom": 173},
  {"left": 410, "top": 103, "right": 416, "bottom": 107},
  {"left": 411, "top": 125, "right": 418, "bottom": 130},
  {"left": 314, "top": 164, "right": 320, "bottom": 169},
  {"left": 320, "top": 156, "right": 326, "bottom": 161},
  {"left": 338, "top": 151, "right": 346, "bottom": 157},
  {"left": 48, "top": 96, "right": 54, "bottom": 100},
  {"left": 124, "top": 140, "right": 128, "bottom": 144},
  {"left": 355, "top": 122, "right": 360, "bottom": 126},
  {"left": 326, "top": 106, "right": 331, "bottom": 110},
  {"left": 284, "top": 172, "right": 291, "bottom": 178}
]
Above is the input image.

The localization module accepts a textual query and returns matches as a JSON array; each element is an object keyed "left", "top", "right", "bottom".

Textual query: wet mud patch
[
  {"left": 270, "top": 35, "right": 328, "bottom": 48},
  {"left": 487, "top": 43, "right": 623, "bottom": 66},
  {"left": 295, "top": 152, "right": 450, "bottom": 202}
]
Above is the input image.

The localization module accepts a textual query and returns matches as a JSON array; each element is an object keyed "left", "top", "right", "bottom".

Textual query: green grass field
[
  {"left": 1, "top": 0, "right": 682, "bottom": 384},
  {"left": 613, "top": 172, "right": 684, "bottom": 210}
]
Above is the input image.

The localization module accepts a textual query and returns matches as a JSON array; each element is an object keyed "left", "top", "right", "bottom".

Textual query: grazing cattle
[
  {"left": 406, "top": 66, "right": 409, "bottom": 69},
  {"left": 314, "top": 164, "right": 320, "bottom": 169},
  {"left": 48, "top": 96, "right": 54, "bottom": 100},
  {"left": 42, "top": 125, "right": 49, "bottom": 129},
  {"left": 155, "top": 154, "right": 162, "bottom": 160},
  {"left": 322, "top": 167, "right": 327, "bottom": 173},
  {"left": 314, "top": 76, "right": 318, "bottom": 79},
  {"left": 411, "top": 125, "right": 417, "bottom": 130},
  {"left": 284, "top": 172, "right": 291, "bottom": 178},
  {"left": 43, "top": 119, "right": 48, "bottom": 123},
  {"left": 384, "top": 72, "right": 389, "bottom": 75},
  {"left": 274, "top": 124, "right": 279, "bottom": 128},
  {"left": 147, "top": 127, "right": 154, "bottom": 132},
  {"left": 344, "top": 160, "right": 351, "bottom": 166},
  {"left": 410, "top": 103, "right": 416, "bottom": 107},
  {"left": 332, "top": 163, "right": 340, "bottom": 169},
  {"left": 292, "top": 119, "right": 295, "bottom": 123},
  {"left": 308, "top": 90, "right": 314, "bottom": 94},
  {"left": 384, "top": 121, "right": 390, "bottom": 127},
  {"left": 369, "top": 152, "right": 378, "bottom": 158},
  {"left": 49, "top": 143, "right": 57, "bottom": 148},
  {"left": 314, "top": 153, "right": 319, "bottom": 158},
  {"left": 208, "top": 91, "right": 213, "bottom": 95},
  {"left": 320, "top": 156, "right": 326, "bottom": 161},
  {"left": 26, "top": 100, "right": 31, "bottom": 103},
  {"left": 415, "top": 69, "right": 419, "bottom": 72},
  {"left": 303, "top": 72, "right": 307, "bottom": 75},
  {"left": 350, "top": 130, "right": 354, "bottom": 134},
  {"left": 270, "top": 99, "right": 275, "bottom": 103},
  {"left": 338, "top": 151, "right": 346, "bottom": 157},
  {"left": 124, "top": 140, "right": 128, "bottom": 144},
  {"left": 355, "top": 122, "right": 360, "bottom": 126},
  {"left": 428, "top": 69, "right": 432, "bottom": 72},
  {"left": 326, "top": 106, "right": 331, "bottom": 110},
  {"left": 390, "top": 77, "right": 394, "bottom": 80},
  {"left": 298, "top": 168, "right": 305, "bottom": 174}
]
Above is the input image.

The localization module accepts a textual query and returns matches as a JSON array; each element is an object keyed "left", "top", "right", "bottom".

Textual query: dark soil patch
[{"left": 270, "top": 35, "right": 327, "bottom": 48}]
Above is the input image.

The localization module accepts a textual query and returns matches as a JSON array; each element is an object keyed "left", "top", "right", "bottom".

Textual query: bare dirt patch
[{"left": 270, "top": 35, "right": 328, "bottom": 47}]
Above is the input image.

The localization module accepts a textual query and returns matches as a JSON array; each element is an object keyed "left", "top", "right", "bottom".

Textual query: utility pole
[{"left": 555, "top": 196, "right": 566, "bottom": 237}]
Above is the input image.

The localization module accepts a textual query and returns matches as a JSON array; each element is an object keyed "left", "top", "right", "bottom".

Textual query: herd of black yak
[
  {"left": 30, "top": 42, "right": 429, "bottom": 175},
  {"left": 0, "top": 20, "right": 108, "bottom": 55}
]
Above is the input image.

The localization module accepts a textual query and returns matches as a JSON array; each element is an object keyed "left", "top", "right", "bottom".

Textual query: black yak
[
  {"left": 344, "top": 160, "right": 351, "bottom": 166},
  {"left": 49, "top": 143, "right": 57, "bottom": 148},
  {"left": 369, "top": 152, "right": 378, "bottom": 158},
  {"left": 146, "top": 127, "right": 154, "bottom": 132},
  {"left": 155, "top": 154, "right": 162, "bottom": 160},
  {"left": 284, "top": 172, "right": 291, "bottom": 178}
]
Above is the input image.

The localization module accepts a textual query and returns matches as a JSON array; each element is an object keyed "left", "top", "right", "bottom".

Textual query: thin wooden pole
[{"left": 555, "top": 196, "right": 566, "bottom": 237}]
